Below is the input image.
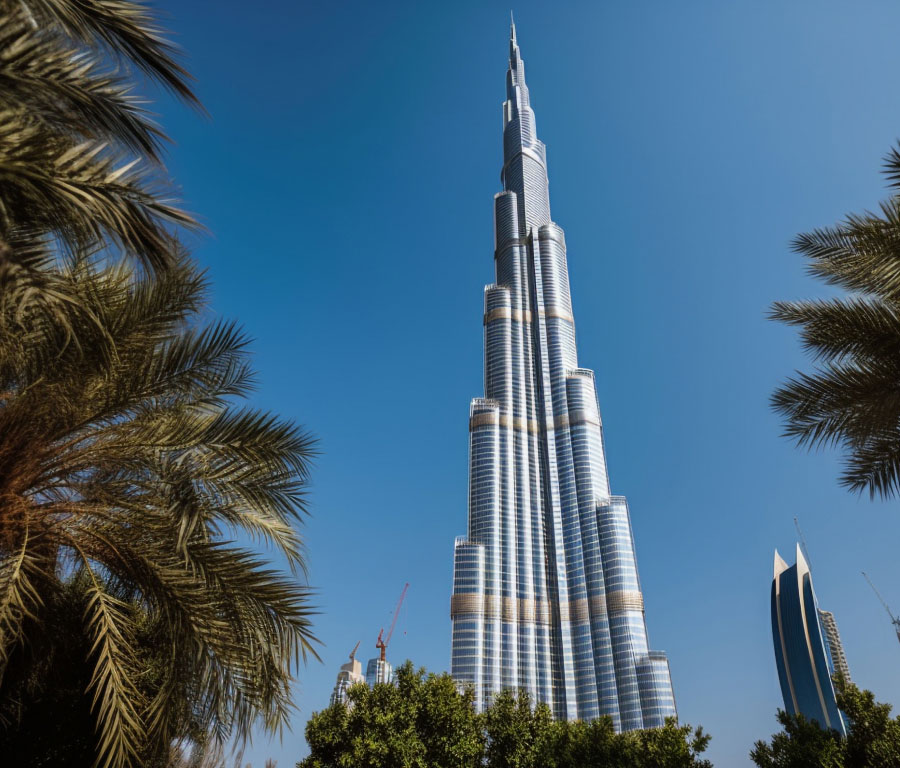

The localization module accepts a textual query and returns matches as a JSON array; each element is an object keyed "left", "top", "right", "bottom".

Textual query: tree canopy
[
  {"left": 300, "top": 662, "right": 711, "bottom": 768},
  {"left": 751, "top": 682, "right": 900, "bottom": 768}
]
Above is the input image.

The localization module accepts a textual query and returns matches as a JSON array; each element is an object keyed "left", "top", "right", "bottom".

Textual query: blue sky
[{"left": 153, "top": 2, "right": 900, "bottom": 765}]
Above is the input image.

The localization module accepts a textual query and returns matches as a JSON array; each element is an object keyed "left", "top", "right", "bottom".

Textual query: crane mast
[
  {"left": 862, "top": 571, "right": 900, "bottom": 646},
  {"left": 376, "top": 582, "right": 409, "bottom": 662}
]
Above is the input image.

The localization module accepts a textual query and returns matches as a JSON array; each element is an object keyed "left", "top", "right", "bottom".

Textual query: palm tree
[
  {"left": 0, "top": 4, "right": 320, "bottom": 764},
  {"left": 0, "top": 0, "right": 198, "bottom": 323},
  {"left": 771, "top": 146, "right": 900, "bottom": 498},
  {"left": 0, "top": 254, "right": 319, "bottom": 767}
]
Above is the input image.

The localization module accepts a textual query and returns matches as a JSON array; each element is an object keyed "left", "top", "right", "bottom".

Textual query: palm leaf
[
  {"left": 20, "top": 0, "right": 200, "bottom": 108},
  {"left": 773, "top": 143, "right": 900, "bottom": 497},
  {"left": 81, "top": 570, "right": 146, "bottom": 768}
]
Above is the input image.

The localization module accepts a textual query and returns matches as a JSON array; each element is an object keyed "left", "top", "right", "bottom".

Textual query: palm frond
[
  {"left": 82, "top": 573, "right": 145, "bottom": 768},
  {"left": 0, "top": 121, "right": 195, "bottom": 270},
  {"left": 0, "top": 11, "right": 166, "bottom": 160},
  {"left": 792, "top": 214, "right": 900, "bottom": 300},
  {"left": 0, "top": 255, "right": 318, "bottom": 760},
  {"left": 21, "top": 0, "right": 200, "bottom": 108},
  {"left": 769, "top": 297, "right": 900, "bottom": 364},
  {"left": 840, "top": 428, "right": 900, "bottom": 498},
  {"left": 772, "top": 361, "right": 900, "bottom": 446},
  {"left": 883, "top": 144, "right": 900, "bottom": 189},
  {"left": 0, "top": 0, "right": 200, "bottom": 308},
  {"left": 0, "top": 525, "right": 43, "bottom": 667},
  {"left": 773, "top": 143, "right": 900, "bottom": 496}
]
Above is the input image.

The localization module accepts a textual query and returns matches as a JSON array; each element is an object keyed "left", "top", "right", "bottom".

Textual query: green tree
[
  {"left": 631, "top": 719, "right": 713, "bottom": 768},
  {"left": 540, "top": 713, "right": 711, "bottom": 768},
  {"left": 750, "top": 711, "right": 844, "bottom": 768},
  {"left": 771, "top": 146, "right": 900, "bottom": 497},
  {"left": 301, "top": 664, "right": 712, "bottom": 768},
  {"left": 841, "top": 684, "right": 900, "bottom": 768},
  {"left": 300, "top": 662, "right": 484, "bottom": 768},
  {"left": 0, "top": 257, "right": 319, "bottom": 767},
  {"left": 483, "top": 690, "right": 554, "bottom": 768},
  {"left": 751, "top": 683, "right": 900, "bottom": 768},
  {"left": 414, "top": 670, "right": 485, "bottom": 768}
]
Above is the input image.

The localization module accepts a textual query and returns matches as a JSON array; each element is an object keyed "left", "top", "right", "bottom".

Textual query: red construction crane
[{"left": 376, "top": 582, "right": 409, "bottom": 662}]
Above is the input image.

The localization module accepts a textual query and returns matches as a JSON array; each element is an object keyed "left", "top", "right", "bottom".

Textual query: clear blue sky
[{"left": 152, "top": 2, "right": 900, "bottom": 765}]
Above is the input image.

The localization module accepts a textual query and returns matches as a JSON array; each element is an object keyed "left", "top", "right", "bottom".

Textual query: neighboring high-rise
[
  {"left": 771, "top": 546, "right": 848, "bottom": 735},
  {"left": 365, "top": 657, "right": 393, "bottom": 687},
  {"left": 329, "top": 648, "right": 365, "bottom": 707},
  {"left": 327, "top": 644, "right": 394, "bottom": 708},
  {"left": 819, "top": 610, "right": 851, "bottom": 685},
  {"left": 449, "top": 20, "right": 676, "bottom": 729}
]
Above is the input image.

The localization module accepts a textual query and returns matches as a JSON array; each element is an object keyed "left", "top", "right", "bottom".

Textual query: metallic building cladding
[
  {"left": 771, "top": 547, "right": 848, "bottom": 736},
  {"left": 450, "top": 21, "right": 676, "bottom": 727}
]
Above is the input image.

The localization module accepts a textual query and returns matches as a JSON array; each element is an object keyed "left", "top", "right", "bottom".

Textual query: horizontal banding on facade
[
  {"left": 553, "top": 409, "right": 601, "bottom": 430},
  {"left": 606, "top": 590, "right": 645, "bottom": 613},
  {"left": 451, "top": 594, "right": 616, "bottom": 624},
  {"left": 539, "top": 306, "right": 574, "bottom": 323},
  {"left": 469, "top": 411, "right": 600, "bottom": 432},
  {"left": 484, "top": 307, "right": 533, "bottom": 324},
  {"left": 451, "top": 594, "right": 552, "bottom": 624}
]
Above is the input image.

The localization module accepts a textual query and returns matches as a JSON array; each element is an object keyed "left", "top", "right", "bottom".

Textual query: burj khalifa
[{"left": 449, "top": 20, "right": 677, "bottom": 729}]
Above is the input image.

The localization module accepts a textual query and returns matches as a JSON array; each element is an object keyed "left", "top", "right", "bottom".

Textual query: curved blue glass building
[
  {"left": 449, "top": 20, "right": 676, "bottom": 729},
  {"left": 771, "top": 546, "right": 848, "bottom": 735}
]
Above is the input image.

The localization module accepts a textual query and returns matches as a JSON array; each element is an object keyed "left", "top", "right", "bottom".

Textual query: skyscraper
[
  {"left": 449, "top": 20, "right": 676, "bottom": 729},
  {"left": 771, "top": 546, "right": 848, "bottom": 735},
  {"left": 329, "top": 653, "right": 365, "bottom": 707},
  {"left": 819, "top": 610, "right": 851, "bottom": 686},
  {"left": 365, "top": 657, "right": 393, "bottom": 687}
]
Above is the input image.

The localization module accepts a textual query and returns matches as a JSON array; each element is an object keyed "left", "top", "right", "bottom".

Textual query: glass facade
[
  {"left": 365, "top": 657, "right": 393, "bottom": 688},
  {"left": 771, "top": 546, "right": 848, "bottom": 735},
  {"left": 449, "top": 21, "right": 676, "bottom": 728}
]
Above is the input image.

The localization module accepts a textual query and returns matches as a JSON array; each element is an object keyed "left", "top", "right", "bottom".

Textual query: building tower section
[
  {"left": 450, "top": 20, "right": 676, "bottom": 728},
  {"left": 329, "top": 645, "right": 365, "bottom": 707},
  {"left": 771, "top": 546, "right": 848, "bottom": 735}
]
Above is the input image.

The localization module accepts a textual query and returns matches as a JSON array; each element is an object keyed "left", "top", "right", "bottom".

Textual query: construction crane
[
  {"left": 348, "top": 640, "right": 360, "bottom": 662},
  {"left": 376, "top": 582, "right": 409, "bottom": 662},
  {"left": 862, "top": 571, "right": 900, "bottom": 646}
]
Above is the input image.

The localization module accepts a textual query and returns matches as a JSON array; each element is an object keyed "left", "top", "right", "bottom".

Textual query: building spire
[{"left": 509, "top": 11, "right": 521, "bottom": 63}]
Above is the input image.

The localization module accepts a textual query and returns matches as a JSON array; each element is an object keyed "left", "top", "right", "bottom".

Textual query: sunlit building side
[{"left": 449, "top": 20, "right": 675, "bottom": 729}]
